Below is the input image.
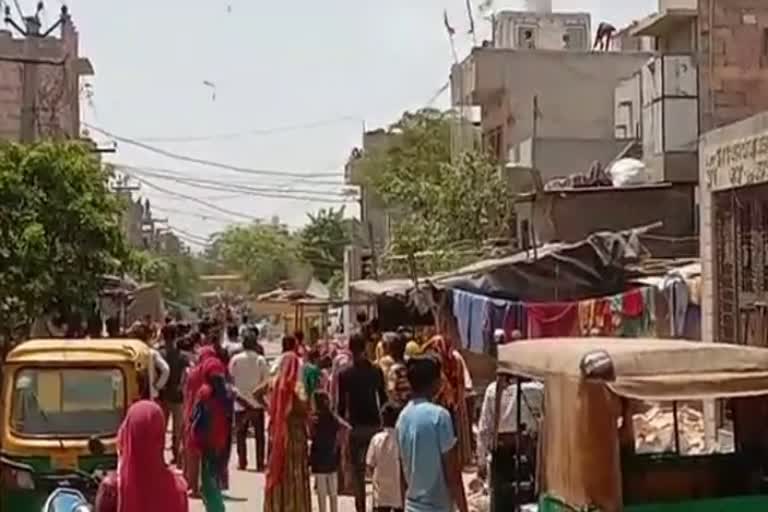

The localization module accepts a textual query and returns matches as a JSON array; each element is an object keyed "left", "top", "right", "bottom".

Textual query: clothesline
[{"left": 449, "top": 286, "right": 657, "bottom": 354}]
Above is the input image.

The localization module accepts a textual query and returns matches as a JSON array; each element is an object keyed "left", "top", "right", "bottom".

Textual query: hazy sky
[{"left": 27, "top": 0, "right": 655, "bottom": 248}]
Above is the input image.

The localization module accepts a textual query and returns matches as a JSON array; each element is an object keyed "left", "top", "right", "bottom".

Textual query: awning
[
  {"left": 498, "top": 338, "right": 768, "bottom": 400},
  {"left": 629, "top": 8, "right": 698, "bottom": 37}
]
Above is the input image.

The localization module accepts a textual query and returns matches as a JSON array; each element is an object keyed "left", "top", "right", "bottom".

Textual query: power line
[
  {"left": 133, "top": 116, "right": 361, "bottom": 143},
  {"left": 119, "top": 165, "right": 351, "bottom": 199},
  {"left": 112, "top": 162, "right": 347, "bottom": 187},
  {"left": 120, "top": 168, "right": 352, "bottom": 204},
  {"left": 86, "top": 123, "right": 345, "bottom": 180},
  {"left": 152, "top": 205, "right": 246, "bottom": 225},
  {"left": 168, "top": 224, "right": 212, "bottom": 245},
  {"left": 128, "top": 174, "right": 258, "bottom": 221}
]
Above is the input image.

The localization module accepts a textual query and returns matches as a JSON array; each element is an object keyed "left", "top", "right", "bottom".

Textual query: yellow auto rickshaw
[
  {"left": 0, "top": 338, "right": 152, "bottom": 512},
  {"left": 493, "top": 338, "right": 768, "bottom": 512}
]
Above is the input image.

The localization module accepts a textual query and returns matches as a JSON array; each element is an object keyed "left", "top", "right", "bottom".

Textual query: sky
[{"left": 24, "top": 0, "right": 655, "bottom": 249}]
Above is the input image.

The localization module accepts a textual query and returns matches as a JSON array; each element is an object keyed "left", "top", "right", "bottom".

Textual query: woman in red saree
[
  {"left": 264, "top": 350, "right": 311, "bottom": 512},
  {"left": 95, "top": 400, "right": 188, "bottom": 512},
  {"left": 182, "top": 345, "right": 218, "bottom": 496}
]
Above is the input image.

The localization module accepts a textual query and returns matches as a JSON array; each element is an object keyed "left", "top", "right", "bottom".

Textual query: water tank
[{"left": 525, "top": 0, "right": 552, "bottom": 13}]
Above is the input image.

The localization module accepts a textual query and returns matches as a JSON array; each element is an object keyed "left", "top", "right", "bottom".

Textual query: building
[
  {"left": 0, "top": 8, "right": 93, "bottom": 141},
  {"left": 631, "top": 0, "right": 768, "bottom": 134},
  {"left": 451, "top": 48, "right": 653, "bottom": 178},
  {"left": 344, "top": 130, "right": 395, "bottom": 253},
  {"left": 514, "top": 181, "right": 697, "bottom": 258},
  {"left": 491, "top": 9, "right": 591, "bottom": 51},
  {"left": 699, "top": 111, "right": 768, "bottom": 345}
]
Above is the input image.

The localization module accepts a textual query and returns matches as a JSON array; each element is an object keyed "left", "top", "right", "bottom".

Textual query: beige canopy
[{"left": 498, "top": 338, "right": 768, "bottom": 400}]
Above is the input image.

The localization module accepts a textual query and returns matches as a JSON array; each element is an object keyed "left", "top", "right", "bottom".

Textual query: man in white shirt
[
  {"left": 128, "top": 321, "right": 170, "bottom": 400},
  {"left": 476, "top": 375, "right": 544, "bottom": 480},
  {"left": 229, "top": 329, "right": 269, "bottom": 471}
]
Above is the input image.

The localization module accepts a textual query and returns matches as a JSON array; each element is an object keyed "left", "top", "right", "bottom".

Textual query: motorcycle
[
  {"left": 42, "top": 487, "right": 92, "bottom": 512},
  {"left": 38, "top": 468, "right": 103, "bottom": 512}
]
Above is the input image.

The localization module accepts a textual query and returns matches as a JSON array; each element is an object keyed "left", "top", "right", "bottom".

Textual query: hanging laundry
[
  {"left": 503, "top": 302, "right": 528, "bottom": 339},
  {"left": 452, "top": 289, "right": 488, "bottom": 353},
  {"left": 683, "top": 305, "right": 701, "bottom": 340},
  {"left": 661, "top": 272, "right": 689, "bottom": 338},
  {"left": 577, "top": 298, "right": 613, "bottom": 336},
  {"left": 613, "top": 287, "right": 655, "bottom": 338},
  {"left": 527, "top": 303, "right": 579, "bottom": 338},
  {"left": 483, "top": 299, "right": 510, "bottom": 351},
  {"left": 453, "top": 289, "right": 474, "bottom": 349}
]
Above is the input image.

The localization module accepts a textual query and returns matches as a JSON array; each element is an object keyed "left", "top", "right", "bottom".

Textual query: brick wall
[
  {"left": 699, "top": 0, "right": 768, "bottom": 132},
  {"left": 0, "top": 19, "right": 82, "bottom": 142}
]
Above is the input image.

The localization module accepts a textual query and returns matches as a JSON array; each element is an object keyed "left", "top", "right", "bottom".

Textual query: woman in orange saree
[{"left": 423, "top": 335, "right": 474, "bottom": 468}]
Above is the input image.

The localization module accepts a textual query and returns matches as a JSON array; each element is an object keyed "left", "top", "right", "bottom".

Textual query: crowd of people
[{"left": 91, "top": 312, "right": 540, "bottom": 512}]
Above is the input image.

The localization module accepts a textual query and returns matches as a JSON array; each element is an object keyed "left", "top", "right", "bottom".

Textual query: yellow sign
[{"left": 50, "top": 452, "right": 78, "bottom": 470}]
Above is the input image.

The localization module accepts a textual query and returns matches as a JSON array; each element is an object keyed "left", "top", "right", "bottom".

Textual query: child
[
  {"left": 366, "top": 402, "right": 404, "bottom": 512},
  {"left": 310, "top": 391, "right": 350, "bottom": 512}
]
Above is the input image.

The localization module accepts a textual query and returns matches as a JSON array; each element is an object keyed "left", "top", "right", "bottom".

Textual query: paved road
[{"left": 189, "top": 458, "right": 359, "bottom": 512}]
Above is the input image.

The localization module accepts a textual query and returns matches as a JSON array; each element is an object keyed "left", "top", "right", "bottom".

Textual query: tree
[
  {"left": 0, "top": 142, "right": 128, "bottom": 341},
  {"left": 207, "top": 222, "right": 307, "bottom": 294},
  {"left": 128, "top": 250, "right": 202, "bottom": 305},
  {"left": 358, "top": 109, "right": 513, "bottom": 270},
  {"left": 298, "top": 206, "right": 351, "bottom": 283}
]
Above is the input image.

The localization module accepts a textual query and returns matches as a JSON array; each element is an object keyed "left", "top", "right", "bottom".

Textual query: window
[
  {"left": 517, "top": 27, "right": 536, "bottom": 49},
  {"left": 625, "top": 399, "right": 734, "bottom": 456},
  {"left": 11, "top": 368, "right": 125, "bottom": 437},
  {"left": 564, "top": 27, "right": 587, "bottom": 50}
]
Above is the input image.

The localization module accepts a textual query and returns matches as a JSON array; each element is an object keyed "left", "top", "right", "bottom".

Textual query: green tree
[
  {"left": 298, "top": 206, "right": 351, "bottom": 283},
  {"left": 358, "top": 109, "right": 512, "bottom": 270},
  {"left": 128, "top": 250, "right": 202, "bottom": 305},
  {"left": 208, "top": 222, "right": 306, "bottom": 293},
  {"left": 0, "top": 142, "right": 128, "bottom": 341}
]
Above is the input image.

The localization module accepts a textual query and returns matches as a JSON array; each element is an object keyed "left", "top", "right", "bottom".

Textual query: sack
[{"left": 608, "top": 158, "right": 653, "bottom": 187}]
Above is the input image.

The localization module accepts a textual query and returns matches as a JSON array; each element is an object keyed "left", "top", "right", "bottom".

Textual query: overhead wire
[
  {"left": 127, "top": 174, "right": 258, "bottom": 221},
  {"left": 133, "top": 116, "right": 361, "bottom": 143},
  {"left": 85, "top": 123, "right": 345, "bottom": 180},
  {"left": 112, "top": 162, "right": 348, "bottom": 188},
  {"left": 120, "top": 169, "right": 352, "bottom": 204},
  {"left": 118, "top": 165, "right": 351, "bottom": 199},
  {"left": 152, "top": 205, "right": 247, "bottom": 224}
]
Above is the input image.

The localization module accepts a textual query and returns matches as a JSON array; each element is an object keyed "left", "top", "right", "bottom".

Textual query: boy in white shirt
[{"left": 366, "top": 402, "right": 404, "bottom": 512}]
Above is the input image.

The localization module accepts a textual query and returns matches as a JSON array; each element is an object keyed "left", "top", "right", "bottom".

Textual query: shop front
[{"left": 701, "top": 112, "right": 768, "bottom": 345}]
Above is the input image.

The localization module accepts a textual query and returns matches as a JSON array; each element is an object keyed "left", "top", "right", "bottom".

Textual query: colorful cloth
[
  {"left": 422, "top": 336, "right": 472, "bottom": 466},
  {"left": 267, "top": 352, "right": 302, "bottom": 492},
  {"left": 527, "top": 303, "right": 579, "bottom": 338},
  {"left": 113, "top": 401, "right": 188, "bottom": 512},
  {"left": 302, "top": 362, "right": 321, "bottom": 399},
  {"left": 264, "top": 392, "right": 311, "bottom": 512}
]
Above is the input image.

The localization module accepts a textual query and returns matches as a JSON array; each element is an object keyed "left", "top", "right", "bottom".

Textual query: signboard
[{"left": 704, "top": 131, "right": 768, "bottom": 191}]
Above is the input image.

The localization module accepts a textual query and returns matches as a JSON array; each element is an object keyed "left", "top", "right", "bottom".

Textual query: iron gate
[{"left": 714, "top": 184, "right": 768, "bottom": 345}]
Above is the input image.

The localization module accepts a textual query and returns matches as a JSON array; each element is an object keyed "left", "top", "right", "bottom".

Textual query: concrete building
[
  {"left": 344, "top": 130, "right": 395, "bottom": 253},
  {"left": 451, "top": 48, "right": 653, "bottom": 177},
  {"left": 0, "top": 9, "right": 92, "bottom": 141},
  {"left": 631, "top": 0, "right": 768, "bottom": 134},
  {"left": 491, "top": 10, "right": 591, "bottom": 51},
  {"left": 699, "top": 111, "right": 768, "bottom": 345},
  {"left": 515, "top": 182, "right": 697, "bottom": 258}
]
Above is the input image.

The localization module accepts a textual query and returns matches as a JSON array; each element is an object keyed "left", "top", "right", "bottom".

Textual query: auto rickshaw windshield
[{"left": 11, "top": 367, "right": 126, "bottom": 437}]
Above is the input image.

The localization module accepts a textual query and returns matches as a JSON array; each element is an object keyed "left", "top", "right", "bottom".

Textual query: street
[{"left": 189, "top": 458, "right": 359, "bottom": 512}]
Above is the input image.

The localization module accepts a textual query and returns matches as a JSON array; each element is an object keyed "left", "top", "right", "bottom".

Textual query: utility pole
[{"left": 4, "top": 4, "right": 70, "bottom": 143}]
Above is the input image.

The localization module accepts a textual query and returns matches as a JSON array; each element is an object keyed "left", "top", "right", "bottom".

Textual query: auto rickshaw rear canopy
[
  {"left": 6, "top": 338, "right": 151, "bottom": 371},
  {"left": 497, "top": 338, "right": 768, "bottom": 400}
]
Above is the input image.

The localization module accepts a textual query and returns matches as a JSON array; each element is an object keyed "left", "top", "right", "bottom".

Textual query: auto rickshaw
[
  {"left": 492, "top": 337, "right": 768, "bottom": 512},
  {"left": 0, "top": 338, "right": 152, "bottom": 512}
]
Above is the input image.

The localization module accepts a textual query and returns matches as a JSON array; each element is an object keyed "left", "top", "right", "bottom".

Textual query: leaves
[
  {"left": 0, "top": 142, "right": 129, "bottom": 341},
  {"left": 355, "top": 109, "right": 513, "bottom": 271},
  {"left": 207, "top": 222, "right": 308, "bottom": 294},
  {"left": 297, "top": 206, "right": 351, "bottom": 285}
]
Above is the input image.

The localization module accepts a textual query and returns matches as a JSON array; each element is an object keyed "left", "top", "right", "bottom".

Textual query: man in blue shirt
[{"left": 396, "top": 356, "right": 468, "bottom": 512}]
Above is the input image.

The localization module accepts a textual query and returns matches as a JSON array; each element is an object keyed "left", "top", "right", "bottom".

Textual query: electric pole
[{"left": 4, "top": 3, "right": 70, "bottom": 143}]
